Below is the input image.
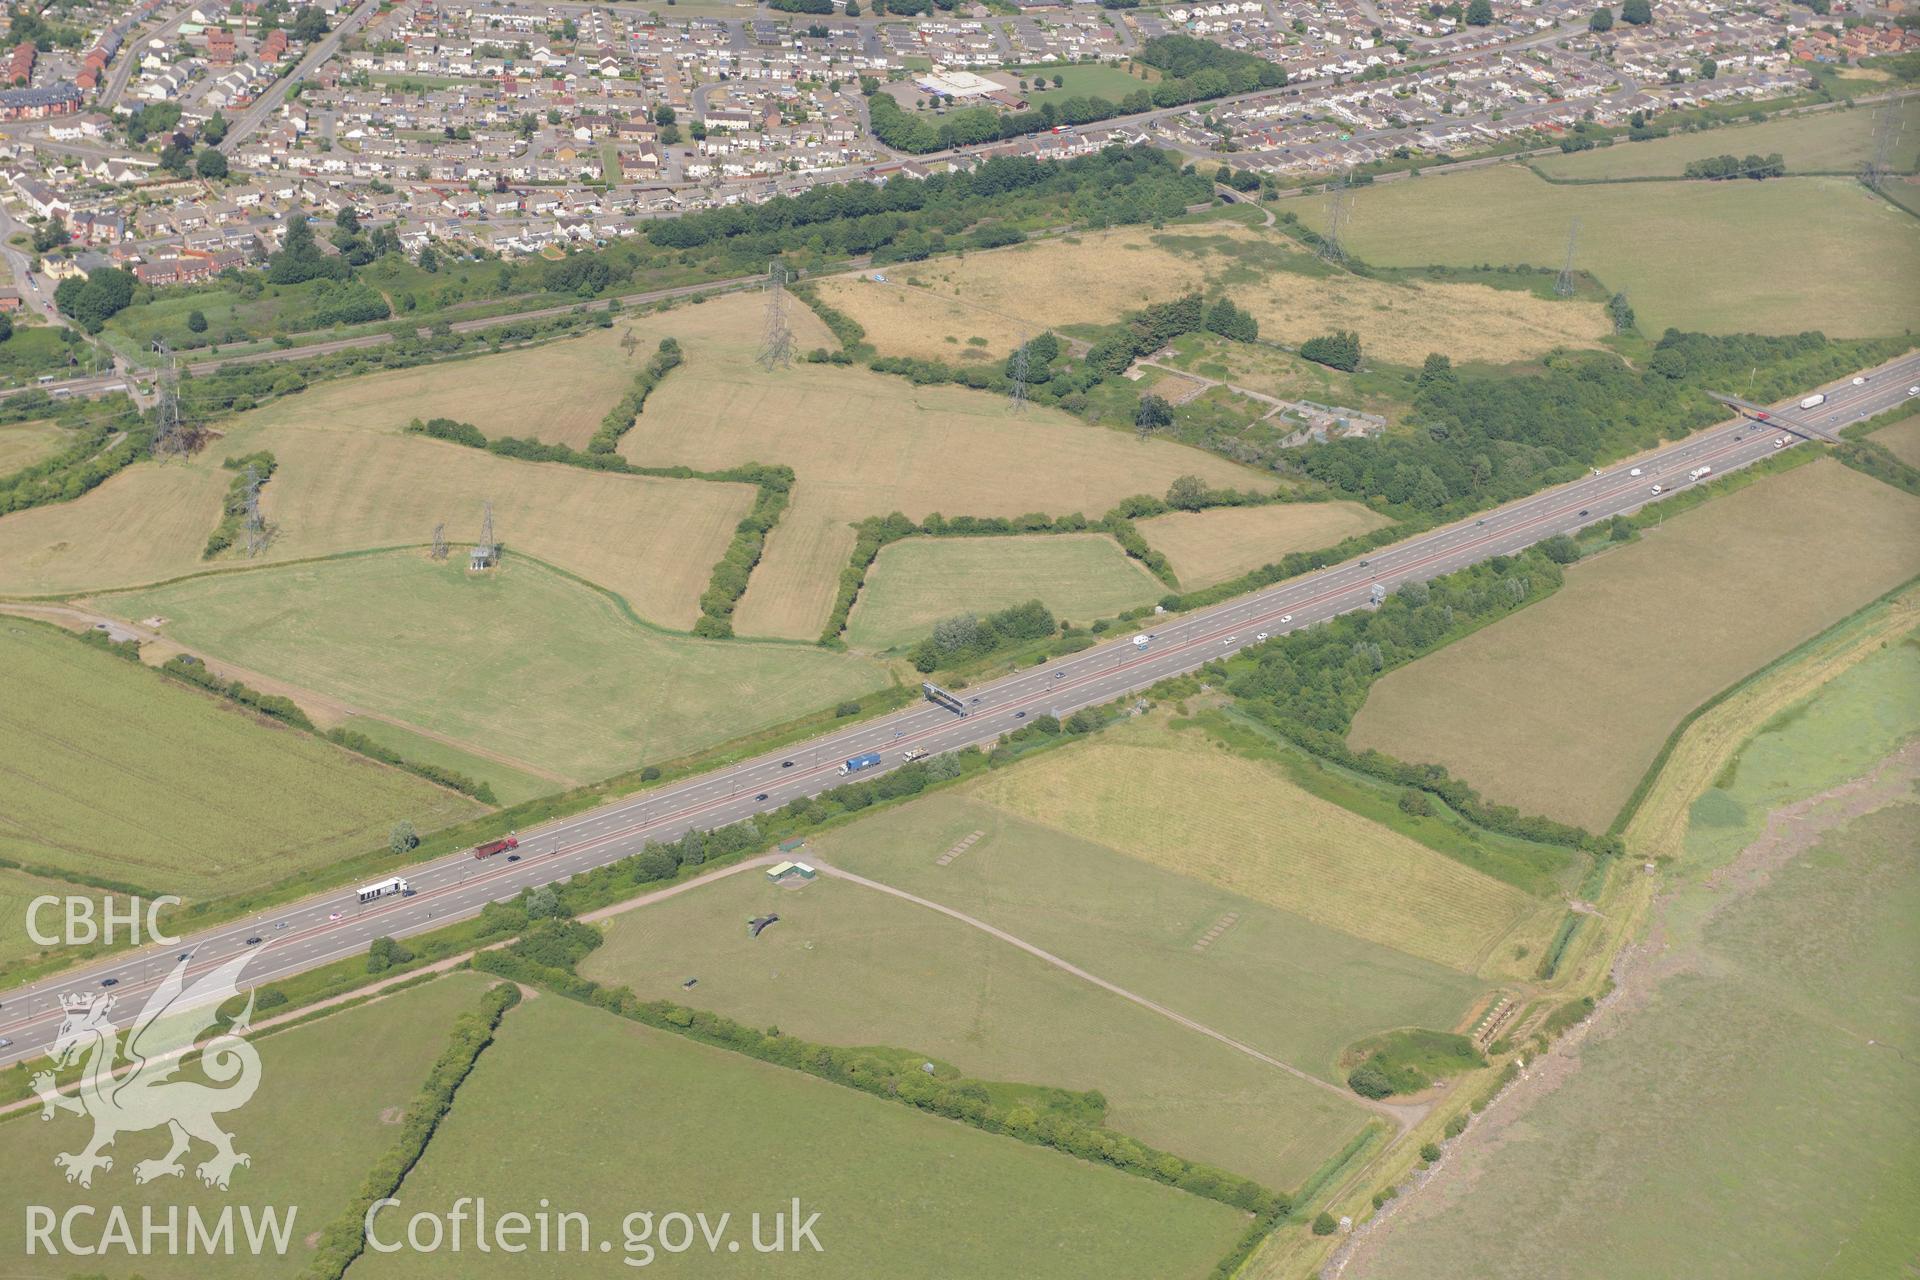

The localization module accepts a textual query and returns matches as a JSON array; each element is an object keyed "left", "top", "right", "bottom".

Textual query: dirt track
[{"left": 1328, "top": 739, "right": 1920, "bottom": 1279}]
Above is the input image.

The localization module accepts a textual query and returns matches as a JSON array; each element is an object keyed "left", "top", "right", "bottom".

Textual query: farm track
[{"left": 811, "top": 857, "right": 1426, "bottom": 1132}]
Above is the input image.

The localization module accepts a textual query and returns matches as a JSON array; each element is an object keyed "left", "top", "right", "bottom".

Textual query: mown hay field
[
  {"left": 0, "top": 461, "right": 233, "bottom": 597},
  {"left": 841, "top": 222, "right": 1613, "bottom": 366},
  {"left": 0, "top": 973, "right": 500, "bottom": 1280},
  {"left": 0, "top": 328, "right": 751, "bottom": 626},
  {"left": 231, "top": 323, "right": 642, "bottom": 445},
  {"left": 355, "top": 992, "right": 1252, "bottom": 1280},
  {"left": 1350, "top": 461, "right": 1920, "bottom": 833},
  {"left": 1295, "top": 165, "right": 1920, "bottom": 337},
  {"left": 584, "top": 870, "right": 1372, "bottom": 1189},
  {"left": 1138, "top": 501, "right": 1393, "bottom": 588},
  {"left": 618, "top": 293, "right": 1267, "bottom": 639},
  {"left": 1872, "top": 412, "right": 1920, "bottom": 468},
  {"left": 0, "top": 419, "right": 66, "bottom": 474},
  {"left": 807, "top": 783, "right": 1490, "bottom": 1081},
  {"left": 968, "top": 717, "right": 1552, "bottom": 973},
  {"left": 812, "top": 277, "right": 1027, "bottom": 362},
  {"left": 846, "top": 534, "right": 1162, "bottom": 650},
  {"left": 1532, "top": 100, "right": 1920, "bottom": 180},
  {"left": 102, "top": 553, "right": 888, "bottom": 785},
  {"left": 0, "top": 618, "right": 479, "bottom": 900}
]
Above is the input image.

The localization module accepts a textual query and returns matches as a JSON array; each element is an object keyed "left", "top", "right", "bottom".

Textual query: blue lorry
[{"left": 839, "top": 752, "right": 882, "bottom": 775}]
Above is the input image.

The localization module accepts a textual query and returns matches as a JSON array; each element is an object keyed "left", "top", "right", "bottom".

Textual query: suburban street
[{"left": 2, "top": 355, "right": 1914, "bottom": 1066}]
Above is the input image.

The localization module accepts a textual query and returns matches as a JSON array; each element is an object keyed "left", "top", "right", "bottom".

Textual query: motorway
[{"left": 2, "top": 355, "right": 1915, "bottom": 1065}]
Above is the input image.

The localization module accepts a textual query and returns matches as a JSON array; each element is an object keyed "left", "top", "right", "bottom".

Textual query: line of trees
[
  {"left": 476, "top": 921, "right": 1285, "bottom": 1216},
  {"left": 1298, "top": 330, "right": 1362, "bottom": 371},
  {"left": 586, "top": 337, "right": 682, "bottom": 454},
  {"left": 1681, "top": 152, "right": 1785, "bottom": 180},
  {"left": 0, "top": 399, "right": 149, "bottom": 515},
  {"left": 1222, "top": 553, "right": 1622, "bottom": 854},
  {"left": 910, "top": 599, "right": 1058, "bottom": 672},
  {"left": 304, "top": 982, "right": 519, "bottom": 1280},
  {"left": 201, "top": 451, "right": 277, "bottom": 557},
  {"left": 644, "top": 147, "right": 1211, "bottom": 261}
]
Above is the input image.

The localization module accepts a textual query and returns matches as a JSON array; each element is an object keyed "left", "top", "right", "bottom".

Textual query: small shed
[{"left": 765, "top": 860, "right": 816, "bottom": 883}]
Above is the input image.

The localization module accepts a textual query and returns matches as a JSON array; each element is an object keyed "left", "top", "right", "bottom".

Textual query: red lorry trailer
[{"left": 472, "top": 836, "right": 519, "bottom": 860}]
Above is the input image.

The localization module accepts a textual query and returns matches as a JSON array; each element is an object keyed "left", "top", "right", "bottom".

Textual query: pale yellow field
[
  {"left": 0, "top": 332, "right": 757, "bottom": 627},
  {"left": 813, "top": 278, "right": 1027, "bottom": 363},
  {"left": 269, "top": 435, "right": 751, "bottom": 628},
  {"left": 0, "top": 462, "right": 233, "bottom": 596},
  {"left": 1350, "top": 461, "right": 1920, "bottom": 832},
  {"left": 971, "top": 718, "right": 1550, "bottom": 974},
  {"left": 620, "top": 294, "right": 1270, "bottom": 639},
  {"left": 879, "top": 223, "right": 1612, "bottom": 366},
  {"left": 0, "top": 419, "right": 67, "bottom": 474},
  {"left": 227, "top": 325, "right": 643, "bottom": 446},
  {"left": 1138, "top": 501, "right": 1392, "bottom": 588}
]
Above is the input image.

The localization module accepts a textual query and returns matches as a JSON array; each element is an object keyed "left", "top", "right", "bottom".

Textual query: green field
[
  {"left": 0, "top": 326, "right": 83, "bottom": 385},
  {"left": 1296, "top": 164, "right": 1920, "bottom": 336},
  {"left": 356, "top": 994, "right": 1252, "bottom": 1280},
  {"left": 1350, "top": 645, "right": 1920, "bottom": 1280},
  {"left": 1350, "top": 461, "right": 1920, "bottom": 833},
  {"left": 801, "top": 783, "right": 1491, "bottom": 1082},
  {"left": 103, "top": 552, "right": 889, "bottom": 785},
  {"left": 1533, "top": 100, "right": 1920, "bottom": 180},
  {"left": 584, "top": 867, "right": 1372, "bottom": 1188},
  {"left": 0, "top": 619, "right": 480, "bottom": 900},
  {"left": 0, "top": 865, "right": 118, "bottom": 968},
  {"left": 0, "top": 972, "right": 499, "bottom": 1280},
  {"left": 1012, "top": 63, "right": 1155, "bottom": 99},
  {"left": 845, "top": 534, "right": 1162, "bottom": 650}
]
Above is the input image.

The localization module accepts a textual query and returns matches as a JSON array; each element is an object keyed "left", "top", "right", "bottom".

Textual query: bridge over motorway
[
  {"left": 1709, "top": 391, "right": 1846, "bottom": 443},
  {"left": 1, "top": 353, "right": 1916, "bottom": 1067}
]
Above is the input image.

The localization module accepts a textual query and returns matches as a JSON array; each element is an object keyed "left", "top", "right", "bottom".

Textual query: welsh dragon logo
[{"left": 34, "top": 952, "right": 263, "bottom": 1190}]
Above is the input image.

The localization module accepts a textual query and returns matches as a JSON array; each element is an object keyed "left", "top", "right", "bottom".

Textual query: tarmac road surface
[{"left": 2, "top": 354, "right": 1915, "bottom": 1066}]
